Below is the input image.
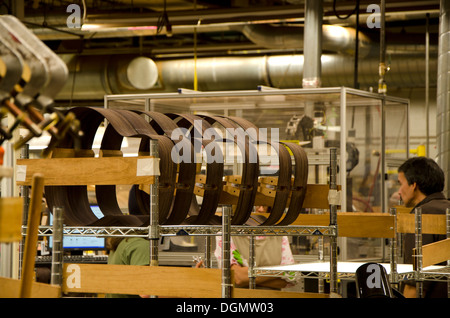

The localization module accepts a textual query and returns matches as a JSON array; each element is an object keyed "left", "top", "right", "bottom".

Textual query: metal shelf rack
[
  {"left": 22, "top": 149, "right": 339, "bottom": 297},
  {"left": 33, "top": 224, "right": 336, "bottom": 238},
  {"left": 414, "top": 207, "right": 450, "bottom": 298},
  {"left": 18, "top": 112, "right": 341, "bottom": 297}
]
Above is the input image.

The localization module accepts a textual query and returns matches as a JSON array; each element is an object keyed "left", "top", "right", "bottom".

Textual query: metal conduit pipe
[
  {"left": 437, "top": 0, "right": 450, "bottom": 198},
  {"left": 239, "top": 24, "right": 373, "bottom": 58},
  {"left": 379, "top": 0, "right": 387, "bottom": 95},
  {"left": 302, "top": 0, "right": 323, "bottom": 89},
  {"left": 158, "top": 53, "right": 437, "bottom": 91},
  {"left": 158, "top": 55, "right": 270, "bottom": 91},
  {"left": 267, "top": 53, "right": 437, "bottom": 89},
  {"left": 55, "top": 53, "right": 438, "bottom": 100},
  {"left": 302, "top": 0, "right": 323, "bottom": 121},
  {"left": 57, "top": 54, "right": 159, "bottom": 100}
]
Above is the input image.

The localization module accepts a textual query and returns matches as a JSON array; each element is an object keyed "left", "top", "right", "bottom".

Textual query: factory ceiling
[
  {"left": 7, "top": 0, "right": 439, "bottom": 57},
  {"left": 2, "top": 0, "right": 441, "bottom": 101}
]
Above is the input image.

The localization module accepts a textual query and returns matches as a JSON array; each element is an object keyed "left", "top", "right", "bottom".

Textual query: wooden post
[{"left": 19, "top": 173, "right": 44, "bottom": 298}]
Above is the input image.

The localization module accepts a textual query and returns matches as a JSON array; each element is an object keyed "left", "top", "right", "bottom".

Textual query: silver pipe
[
  {"left": 20, "top": 144, "right": 30, "bottom": 225},
  {"left": 204, "top": 236, "right": 211, "bottom": 268},
  {"left": 56, "top": 54, "right": 159, "bottom": 99},
  {"left": 240, "top": 24, "right": 372, "bottom": 57},
  {"left": 329, "top": 148, "right": 338, "bottom": 294},
  {"left": 415, "top": 207, "right": 423, "bottom": 298},
  {"left": 437, "top": 0, "right": 450, "bottom": 199},
  {"left": 318, "top": 236, "right": 324, "bottom": 293},
  {"left": 318, "top": 236, "right": 324, "bottom": 261},
  {"left": 30, "top": 12, "right": 372, "bottom": 55},
  {"left": 56, "top": 52, "right": 437, "bottom": 100},
  {"left": 149, "top": 139, "right": 159, "bottom": 267},
  {"left": 159, "top": 55, "right": 269, "bottom": 92},
  {"left": 302, "top": 0, "right": 323, "bottom": 88},
  {"left": 378, "top": 0, "right": 387, "bottom": 94},
  {"left": 329, "top": 148, "right": 338, "bottom": 225},
  {"left": 302, "top": 0, "right": 323, "bottom": 120},
  {"left": 389, "top": 207, "right": 398, "bottom": 285},
  {"left": 19, "top": 143, "right": 29, "bottom": 279},
  {"left": 248, "top": 235, "right": 256, "bottom": 289},
  {"left": 221, "top": 205, "right": 232, "bottom": 298},
  {"left": 50, "top": 207, "right": 64, "bottom": 288},
  {"left": 354, "top": 1, "right": 360, "bottom": 89},
  {"left": 340, "top": 87, "right": 347, "bottom": 213}
]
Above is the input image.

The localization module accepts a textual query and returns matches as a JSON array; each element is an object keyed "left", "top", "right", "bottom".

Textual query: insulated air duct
[
  {"left": 302, "top": 0, "right": 323, "bottom": 88},
  {"left": 158, "top": 53, "right": 437, "bottom": 91},
  {"left": 240, "top": 24, "right": 372, "bottom": 57},
  {"left": 58, "top": 54, "right": 159, "bottom": 100},
  {"left": 56, "top": 52, "right": 437, "bottom": 100}
]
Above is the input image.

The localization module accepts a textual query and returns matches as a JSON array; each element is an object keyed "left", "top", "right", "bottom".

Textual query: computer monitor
[
  {"left": 48, "top": 205, "right": 106, "bottom": 250},
  {"left": 49, "top": 235, "right": 106, "bottom": 250}
]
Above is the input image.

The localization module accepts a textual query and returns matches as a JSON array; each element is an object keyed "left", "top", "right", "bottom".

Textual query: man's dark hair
[{"left": 398, "top": 157, "right": 445, "bottom": 196}]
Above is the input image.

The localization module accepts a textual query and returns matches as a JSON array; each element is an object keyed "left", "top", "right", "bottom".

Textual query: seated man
[{"left": 397, "top": 157, "right": 450, "bottom": 298}]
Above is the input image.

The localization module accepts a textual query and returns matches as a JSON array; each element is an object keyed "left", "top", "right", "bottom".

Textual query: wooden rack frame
[
  {"left": 15, "top": 153, "right": 450, "bottom": 298},
  {"left": 16, "top": 156, "right": 156, "bottom": 186},
  {"left": 0, "top": 174, "right": 61, "bottom": 298},
  {"left": 32, "top": 204, "right": 449, "bottom": 298},
  {"left": 60, "top": 263, "right": 331, "bottom": 298},
  {"left": 253, "top": 207, "right": 450, "bottom": 298},
  {"left": 411, "top": 207, "right": 450, "bottom": 298},
  {"left": 17, "top": 147, "right": 340, "bottom": 298}
]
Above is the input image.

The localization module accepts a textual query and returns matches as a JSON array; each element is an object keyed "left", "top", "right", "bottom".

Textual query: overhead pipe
[
  {"left": 158, "top": 53, "right": 437, "bottom": 91},
  {"left": 57, "top": 54, "right": 159, "bottom": 100},
  {"left": 302, "top": 0, "right": 323, "bottom": 124},
  {"left": 302, "top": 0, "right": 323, "bottom": 89},
  {"left": 239, "top": 24, "right": 372, "bottom": 58},
  {"left": 55, "top": 52, "right": 437, "bottom": 100},
  {"left": 52, "top": 12, "right": 438, "bottom": 100},
  {"left": 354, "top": 0, "right": 360, "bottom": 89},
  {"left": 378, "top": 0, "right": 387, "bottom": 94}
]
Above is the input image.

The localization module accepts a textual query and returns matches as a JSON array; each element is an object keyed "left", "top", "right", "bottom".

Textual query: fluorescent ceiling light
[{"left": 81, "top": 23, "right": 101, "bottom": 30}]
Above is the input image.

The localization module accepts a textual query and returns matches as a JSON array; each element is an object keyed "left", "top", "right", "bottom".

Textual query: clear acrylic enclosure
[{"left": 105, "top": 87, "right": 409, "bottom": 262}]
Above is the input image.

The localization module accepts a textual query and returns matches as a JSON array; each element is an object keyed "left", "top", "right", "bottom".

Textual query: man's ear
[{"left": 412, "top": 182, "right": 424, "bottom": 196}]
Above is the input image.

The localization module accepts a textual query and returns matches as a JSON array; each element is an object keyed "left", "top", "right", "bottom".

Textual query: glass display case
[{"left": 104, "top": 87, "right": 410, "bottom": 262}]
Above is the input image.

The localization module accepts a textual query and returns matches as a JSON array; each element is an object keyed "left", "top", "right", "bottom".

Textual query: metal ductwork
[
  {"left": 302, "top": 0, "right": 323, "bottom": 88},
  {"left": 57, "top": 54, "right": 159, "bottom": 100},
  {"left": 54, "top": 3, "right": 438, "bottom": 101},
  {"left": 240, "top": 24, "right": 373, "bottom": 57},
  {"left": 437, "top": 0, "right": 450, "bottom": 197},
  {"left": 56, "top": 52, "right": 437, "bottom": 100},
  {"left": 159, "top": 53, "right": 437, "bottom": 90}
]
